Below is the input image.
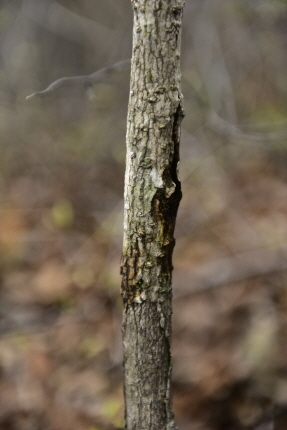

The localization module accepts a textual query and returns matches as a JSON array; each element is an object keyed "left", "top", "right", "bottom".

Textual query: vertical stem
[{"left": 121, "top": 1, "right": 184, "bottom": 429}]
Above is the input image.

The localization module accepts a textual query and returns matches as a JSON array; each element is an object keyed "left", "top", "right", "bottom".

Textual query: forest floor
[{"left": 0, "top": 129, "right": 287, "bottom": 430}]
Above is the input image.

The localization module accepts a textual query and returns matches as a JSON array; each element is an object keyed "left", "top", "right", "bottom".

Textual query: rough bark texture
[{"left": 121, "top": 1, "right": 184, "bottom": 429}]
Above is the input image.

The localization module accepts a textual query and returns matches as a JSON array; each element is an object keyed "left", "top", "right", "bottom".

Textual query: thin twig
[
  {"left": 174, "top": 246, "right": 287, "bottom": 297},
  {"left": 26, "top": 59, "right": 131, "bottom": 101},
  {"left": 207, "top": 111, "right": 287, "bottom": 144}
]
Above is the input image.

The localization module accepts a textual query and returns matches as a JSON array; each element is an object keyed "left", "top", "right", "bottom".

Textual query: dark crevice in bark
[{"left": 170, "top": 103, "right": 184, "bottom": 189}]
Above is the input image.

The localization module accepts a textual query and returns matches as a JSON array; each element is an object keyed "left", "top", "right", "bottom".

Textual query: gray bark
[{"left": 121, "top": 1, "right": 184, "bottom": 429}]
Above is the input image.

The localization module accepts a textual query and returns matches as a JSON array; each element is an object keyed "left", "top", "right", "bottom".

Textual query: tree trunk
[{"left": 121, "top": 1, "right": 184, "bottom": 429}]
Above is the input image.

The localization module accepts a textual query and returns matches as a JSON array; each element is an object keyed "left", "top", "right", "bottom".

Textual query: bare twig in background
[
  {"left": 191, "top": 1, "right": 237, "bottom": 122},
  {"left": 207, "top": 111, "right": 287, "bottom": 144},
  {"left": 25, "top": 59, "right": 131, "bottom": 101},
  {"left": 174, "top": 246, "right": 287, "bottom": 297},
  {"left": 2, "top": 245, "right": 286, "bottom": 337}
]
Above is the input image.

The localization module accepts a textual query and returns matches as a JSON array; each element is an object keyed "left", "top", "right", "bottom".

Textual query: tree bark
[{"left": 121, "top": 1, "right": 184, "bottom": 429}]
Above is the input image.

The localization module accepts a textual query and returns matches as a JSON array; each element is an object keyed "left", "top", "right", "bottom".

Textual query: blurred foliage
[{"left": 0, "top": 0, "right": 287, "bottom": 429}]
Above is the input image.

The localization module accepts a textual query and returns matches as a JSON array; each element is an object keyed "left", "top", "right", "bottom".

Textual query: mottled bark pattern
[{"left": 121, "top": 1, "right": 184, "bottom": 429}]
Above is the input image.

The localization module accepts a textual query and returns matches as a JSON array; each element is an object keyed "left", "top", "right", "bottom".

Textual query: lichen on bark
[{"left": 121, "top": 1, "right": 184, "bottom": 429}]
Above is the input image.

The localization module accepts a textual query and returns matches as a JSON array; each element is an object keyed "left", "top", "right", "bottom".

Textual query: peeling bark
[{"left": 121, "top": 1, "right": 184, "bottom": 429}]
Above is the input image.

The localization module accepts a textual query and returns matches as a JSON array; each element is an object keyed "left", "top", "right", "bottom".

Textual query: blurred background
[{"left": 0, "top": 0, "right": 287, "bottom": 429}]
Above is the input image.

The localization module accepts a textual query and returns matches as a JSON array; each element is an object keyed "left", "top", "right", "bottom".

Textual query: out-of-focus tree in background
[{"left": 0, "top": 0, "right": 287, "bottom": 429}]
